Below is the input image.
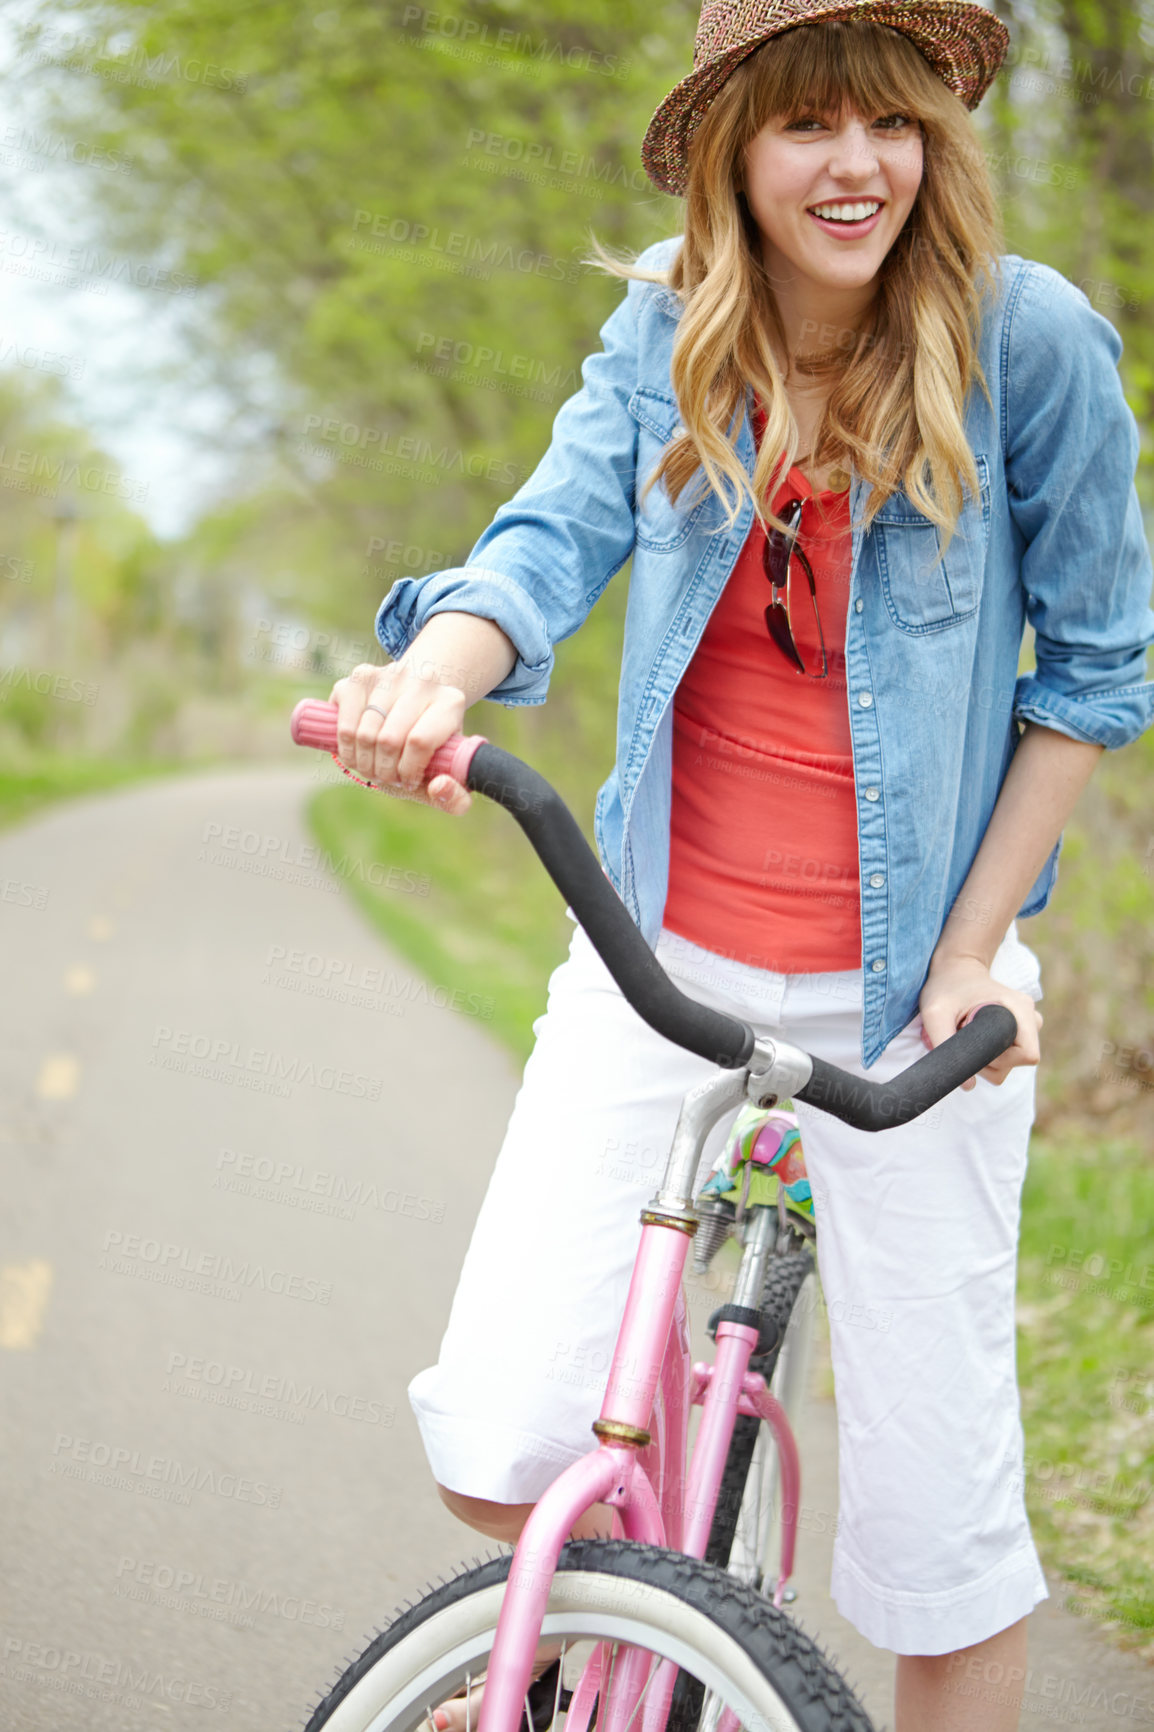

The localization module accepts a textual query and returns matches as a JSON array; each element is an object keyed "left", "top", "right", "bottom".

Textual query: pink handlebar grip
[{"left": 289, "top": 698, "right": 487, "bottom": 787}]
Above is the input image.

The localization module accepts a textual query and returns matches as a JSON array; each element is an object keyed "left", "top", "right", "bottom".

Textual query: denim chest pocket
[
  {"left": 628, "top": 387, "right": 710, "bottom": 551},
  {"left": 872, "top": 454, "right": 991, "bottom": 633}
]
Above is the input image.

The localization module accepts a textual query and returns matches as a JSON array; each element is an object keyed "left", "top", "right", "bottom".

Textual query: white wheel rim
[{"left": 318, "top": 1571, "right": 810, "bottom": 1732}]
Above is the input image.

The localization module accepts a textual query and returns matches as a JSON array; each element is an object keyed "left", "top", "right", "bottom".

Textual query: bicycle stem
[{"left": 648, "top": 1038, "right": 813, "bottom": 1217}]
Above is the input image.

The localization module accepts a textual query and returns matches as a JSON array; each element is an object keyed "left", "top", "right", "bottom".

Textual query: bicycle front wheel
[{"left": 303, "top": 1538, "right": 874, "bottom": 1732}]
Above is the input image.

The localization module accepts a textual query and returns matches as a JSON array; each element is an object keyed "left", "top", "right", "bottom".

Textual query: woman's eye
[
  {"left": 786, "top": 117, "right": 826, "bottom": 132},
  {"left": 875, "top": 113, "right": 913, "bottom": 130}
]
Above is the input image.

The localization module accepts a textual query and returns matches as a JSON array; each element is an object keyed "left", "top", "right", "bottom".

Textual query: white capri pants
[{"left": 409, "top": 914, "right": 1049, "bottom": 1656}]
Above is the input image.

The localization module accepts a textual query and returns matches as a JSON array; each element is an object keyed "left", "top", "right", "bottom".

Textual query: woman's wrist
[
  {"left": 928, "top": 726, "right": 1104, "bottom": 979},
  {"left": 929, "top": 893, "right": 1007, "bottom": 974},
  {"left": 399, "top": 612, "right": 518, "bottom": 706}
]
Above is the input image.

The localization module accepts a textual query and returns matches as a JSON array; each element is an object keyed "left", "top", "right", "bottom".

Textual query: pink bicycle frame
[{"left": 476, "top": 1164, "right": 801, "bottom": 1732}]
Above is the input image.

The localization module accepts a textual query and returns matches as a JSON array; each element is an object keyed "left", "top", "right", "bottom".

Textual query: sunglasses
[{"left": 761, "top": 497, "right": 828, "bottom": 679}]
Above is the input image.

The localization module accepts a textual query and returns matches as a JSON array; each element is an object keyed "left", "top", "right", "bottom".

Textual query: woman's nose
[{"left": 826, "top": 122, "right": 881, "bottom": 178}]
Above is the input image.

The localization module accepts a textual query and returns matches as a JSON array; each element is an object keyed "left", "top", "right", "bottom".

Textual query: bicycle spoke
[
  {"left": 616, "top": 1648, "right": 651, "bottom": 1732},
  {"left": 619, "top": 1651, "right": 665, "bottom": 1732},
  {"left": 597, "top": 1640, "right": 661, "bottom": 1732},
  {"left": 603, "top": 1640, "right": 620, "bottom": 1723},
  {"left": 553, "top": 1641, "right": 568, "bottom": 1726},
  {"left": 698, "top": 1689, "right": 721, "bottom": 1732}
]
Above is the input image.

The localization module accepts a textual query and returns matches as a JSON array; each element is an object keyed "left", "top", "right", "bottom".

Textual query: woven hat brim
[{"left": 641, "top": 1, "right": 1010, "bottom": 196}]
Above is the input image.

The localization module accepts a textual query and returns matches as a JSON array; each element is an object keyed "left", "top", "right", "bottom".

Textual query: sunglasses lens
[
  {"left": 763, "top": 534, "right": 787, "bottom": 589},
  {"left": 764, "top": 603, "right": 806, "bottom": 673},
  {"left": 805, "top": 588, "right": 828, "bottom": 677},
  {"left": 762, "top": 500, "right": 801, "bottom": 578},
  {"left": 761, "top": 498, "right": 826, "bottom": 677}
]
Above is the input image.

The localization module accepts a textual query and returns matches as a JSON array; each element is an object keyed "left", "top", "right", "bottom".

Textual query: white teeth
[{"left": 810, "top": 201, "right": 881, "bottom": 222}]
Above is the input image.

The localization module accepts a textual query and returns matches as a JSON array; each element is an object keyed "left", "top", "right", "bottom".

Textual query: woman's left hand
[{"left": 918, "top": 954, "right": 1042, "bottom": 1090}]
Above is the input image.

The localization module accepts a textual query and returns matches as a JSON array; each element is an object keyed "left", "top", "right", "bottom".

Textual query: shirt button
[
  {"left": 864, "top": 786, "right": 880, "bottom": 802},
  {"left": 854, "top": 598, "right": 864, "bottom": 613},
  {"left": 871, "top": 958, "right": 886, "bottom": 973},
  {"left": 869, "top": 873, "right": 885, "bottom": 889},
  {"left": 857, "top": 692, "right": 873, "bottom": 708}
]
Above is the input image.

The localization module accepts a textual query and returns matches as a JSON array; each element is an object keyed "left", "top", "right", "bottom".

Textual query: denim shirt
[{"left": 377, "top": 237, "right": 1154, "bottom": 1067}]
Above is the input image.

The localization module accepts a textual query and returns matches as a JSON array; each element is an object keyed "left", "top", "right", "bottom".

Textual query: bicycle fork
[
  {"left": 476, "top": 1061, "right": 804, "bottom": 1732},
  {"left": 684, "top": 1199, "right": 801, "bottom": 1599}
]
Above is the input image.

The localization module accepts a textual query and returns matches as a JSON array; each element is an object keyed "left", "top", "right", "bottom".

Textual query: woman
[{"left": 332, "top": 5, "right": 1154, "bottom": 1729}]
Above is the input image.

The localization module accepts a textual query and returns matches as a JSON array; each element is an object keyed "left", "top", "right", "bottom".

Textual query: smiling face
[{"left": 744, "top": 103, "right": 924, "bottom": 308}]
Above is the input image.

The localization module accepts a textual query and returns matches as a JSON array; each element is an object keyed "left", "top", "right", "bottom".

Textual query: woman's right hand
[{"left": 329, "top": 661, "right": 472, "bottom": 814}]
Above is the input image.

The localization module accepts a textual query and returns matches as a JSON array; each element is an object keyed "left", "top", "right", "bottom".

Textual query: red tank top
[{"left": 664, "top": 421, "right": 862, "bottom": 973}]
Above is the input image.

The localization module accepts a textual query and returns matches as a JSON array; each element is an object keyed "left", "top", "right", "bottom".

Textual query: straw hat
[{"left": 642, "top": 0, "right": 1010, "bottom": 195}]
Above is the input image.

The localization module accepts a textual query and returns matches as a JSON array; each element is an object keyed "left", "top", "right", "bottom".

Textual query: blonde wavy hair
[{"left": 586, "top": 19, "right": 1004, "bottom": 556}]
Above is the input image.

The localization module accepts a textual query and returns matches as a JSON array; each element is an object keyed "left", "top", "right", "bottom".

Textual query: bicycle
[{"left": 290, "top": 697, "right": 1017, "bottom": 1732}]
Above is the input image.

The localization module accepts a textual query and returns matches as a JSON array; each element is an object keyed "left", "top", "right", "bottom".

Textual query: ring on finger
[{"left": 364, "top": 699, "right": 390, "bottom": 718}]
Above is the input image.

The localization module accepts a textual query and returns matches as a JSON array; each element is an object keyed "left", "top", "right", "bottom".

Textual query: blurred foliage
[
  {"left": 0, "top": 367, "right": 170, "bottom": 765},
  {"left": 0, "top": 369, "right": 161, "bottom": 649},
  {"left": 16, "top": 0, "right": 700, "bottom": 632},
  {"left": 1022, "top": 728, "right": 1154, "bottom": 1140},
  {"left": 0, "top": 365, "right": 385, "bottom": 772},
  {"left": 986, "top": 0, "right": 1154, "bottom": 457}
]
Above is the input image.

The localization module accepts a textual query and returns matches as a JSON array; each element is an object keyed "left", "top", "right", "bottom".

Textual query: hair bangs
[{"left": 743, "top": 20, "right": 950, "bottom": 133}]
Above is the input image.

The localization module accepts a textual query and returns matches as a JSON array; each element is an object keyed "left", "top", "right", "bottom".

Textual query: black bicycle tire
[
  {"left": 302, "top": 1537, "right": 874, "bottom": 1732},
  {"left": 705, "top": 1250, "right": 817, "bottom": 1573}
]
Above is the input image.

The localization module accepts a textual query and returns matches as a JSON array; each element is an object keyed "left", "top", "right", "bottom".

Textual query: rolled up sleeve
[
  {"left": 1005, "top": 262, "right": 1154, "bottom": 749},
  {"left": 374, "top": 248, "right": 656, "bottom": 706},
  {"left": 375, "top": 565, "right": 553, "bottom": 703}
]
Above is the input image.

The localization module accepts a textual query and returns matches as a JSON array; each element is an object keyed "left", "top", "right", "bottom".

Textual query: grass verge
[
  {"left": 1017, "top": 1131, "right": 1154, "bottom": 1657},
  {"left": 307, "top": 776, "right": 572, "bottom": 1062},
  {"left": 0, "top": 756, "right": 186, "bottom": 833}
]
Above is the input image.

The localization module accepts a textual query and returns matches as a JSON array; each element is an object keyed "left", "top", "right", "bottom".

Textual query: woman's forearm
[
  {"left": 395, "top": 610, "right": 518, "bottom": 705},
  {"left": 929, "top": 722, "right": 1104, "bottom": 972}
]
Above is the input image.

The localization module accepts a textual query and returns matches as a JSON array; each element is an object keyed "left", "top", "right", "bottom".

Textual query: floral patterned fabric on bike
[{"left": 698, "top": 1101, "right": 814, "bottom": 1220}]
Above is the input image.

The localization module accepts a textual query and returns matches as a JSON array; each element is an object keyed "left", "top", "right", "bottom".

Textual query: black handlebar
[
  {"left": 794, "top": 1005, "right": 1017, "bottom": 1129},
  {"left": 467, "top": 744, "right": 756, "bottom": 1069},
  {"left": 463, "top": 743, "right": 1018, "bottom": 1128}
]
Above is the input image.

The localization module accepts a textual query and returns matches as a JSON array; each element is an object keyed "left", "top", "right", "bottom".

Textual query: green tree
[
  {"left": 18, "top": 0, "right": 699, "bottom": 629},
  {"left": 991, "top": 0, "right": 1154, "bottom": 473}
]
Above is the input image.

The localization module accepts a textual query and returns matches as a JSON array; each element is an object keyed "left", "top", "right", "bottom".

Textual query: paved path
[{"left": 0, "top": 768, "right": 1150, "bottom": 1730}]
